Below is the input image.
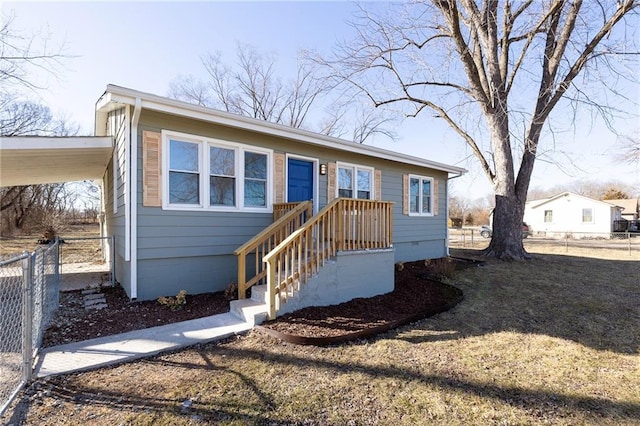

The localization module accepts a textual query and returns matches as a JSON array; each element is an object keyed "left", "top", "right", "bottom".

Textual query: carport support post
[{"left": 22, "top": 253, "right": 34, "bottom": 382}]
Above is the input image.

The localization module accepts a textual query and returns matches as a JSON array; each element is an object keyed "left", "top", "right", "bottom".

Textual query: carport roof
[{"left": 0, "top": 136, "right": 113, "bottom": 187}]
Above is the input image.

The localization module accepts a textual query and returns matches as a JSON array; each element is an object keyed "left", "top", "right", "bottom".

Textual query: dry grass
[
  {"left": 0, "top": 224, "right": 106, "bottom": 265},
  {"left": 3, "top": 246, "right": 639, "bottom": 425}
]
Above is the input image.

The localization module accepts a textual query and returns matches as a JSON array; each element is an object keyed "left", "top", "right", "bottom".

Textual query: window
[
  {"left": 337, "top": 163, "right": 373, "bottom": 199},
  {"left": 244, "top": 151, "right": 267, "bottom": 207},
  {"left": 582, "top": 208, "right": 593, "bottom": 223},
  {"left": 409, "top": 175, "right": 433, "bottom": 215},
  {"left": 209, "top": 146, "right": 235, "bottom": 206},
  {"left": 169, "top": 139, "right": 200, "bottom": 205},
  {"left": 164, "top": 131, "right": 271, "bottom": 211},
  {"left": 544, "top": 210, "right": 553, "bottom": 223}
]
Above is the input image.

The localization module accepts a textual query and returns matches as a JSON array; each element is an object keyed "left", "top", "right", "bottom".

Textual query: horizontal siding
[
  {"left": 132, "top": 110, "right": 453, "bottom": 299},
  {"left": 383, "top": 170, "right": 448, "bottom": 244},
  {"left": 104, "top": 108, "right": 130, "bottom": 291},
  {"left": 137, "top": 255, "right": 236, "bottom": 300}
]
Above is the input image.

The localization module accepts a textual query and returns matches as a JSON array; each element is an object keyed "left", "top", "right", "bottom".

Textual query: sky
[{"left": 4, "top": 1, "right": 639, "bottom": 201}]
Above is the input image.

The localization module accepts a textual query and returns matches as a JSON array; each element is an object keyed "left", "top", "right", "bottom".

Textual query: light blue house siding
[
  {"left": 105, "top": 107, "right": 453, "bottom": 301},
  {"left": 104, "top": 108, "right": 132, "bottom": 296}
]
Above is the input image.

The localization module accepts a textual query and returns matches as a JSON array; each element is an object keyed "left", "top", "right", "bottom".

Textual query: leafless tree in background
[
  {"left": 0, "top": 13, "right": 81, "bottom": 236},
  {"left": 616, "top": 135, "right": 640, "bottom": 165},
  {"left": 168, "top": 42, "right": 395, "bottom": 143},
  {"left": 312, "top": 0, "right": 639, "bottom": 259}
]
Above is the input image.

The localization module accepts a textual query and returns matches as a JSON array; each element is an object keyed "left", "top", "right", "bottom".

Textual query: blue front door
[{"left": 287, "top": 158, "right": 314, "bottom": 202}]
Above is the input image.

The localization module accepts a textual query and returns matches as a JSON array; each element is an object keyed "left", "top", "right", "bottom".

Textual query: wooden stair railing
[
  {"left": 234, "top": 201, "right": 313, "bottom": 299},
  {"left": 262, "top": 198, "right": 394, "bottom": 319}
]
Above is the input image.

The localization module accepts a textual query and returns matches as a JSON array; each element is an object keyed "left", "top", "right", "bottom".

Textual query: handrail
[
  {"left": 263, "top": 198, "right": 394, "bottom": 319},
  {"left": 273, "top": 202, "right": 304, "bottom": 221},
  {"left": 234, "top": 200, "right": 312, "bottom": 299}
]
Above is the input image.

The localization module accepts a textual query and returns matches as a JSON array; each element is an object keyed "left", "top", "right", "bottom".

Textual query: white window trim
[
  {"left": 408, "top": 174, "right": 434, "bottom": 217},
  {"left": 544, "top": 209, "right": 553, "bottom": 223},
  {"left": 581, "top": 208, "right": 594, "bottom": 224},
  {"left": 162, "top": 130, "right": 273, "bottom": 212},
  {"left": 335, "top": 161, "right": 374, "bottom": 200}
]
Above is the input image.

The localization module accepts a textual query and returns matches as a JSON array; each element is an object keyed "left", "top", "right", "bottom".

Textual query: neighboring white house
[{"left": 524, "top": 192, "right": 623, "bottom": 237}]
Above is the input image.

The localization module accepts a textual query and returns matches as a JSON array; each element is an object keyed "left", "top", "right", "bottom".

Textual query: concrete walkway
[{"left": 34, "top": 312, "right": 252, "bottom": 378}]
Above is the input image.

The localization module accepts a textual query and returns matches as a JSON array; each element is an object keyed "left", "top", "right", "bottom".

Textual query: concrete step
[
  {"left": 250, "top": 284, "right": 268, "bottom": 303},
  {"left": 229, "top": 299, "right": 269, "bottom": 326}
]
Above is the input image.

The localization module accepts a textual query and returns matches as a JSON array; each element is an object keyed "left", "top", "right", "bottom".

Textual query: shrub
[{"left": 157, "top": 290, "right": 187, "bottom": 310}]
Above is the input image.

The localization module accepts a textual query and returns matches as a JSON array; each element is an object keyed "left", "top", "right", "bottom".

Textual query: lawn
[{"left": 3, "top": 247, "right": 639, "bottom": 425}]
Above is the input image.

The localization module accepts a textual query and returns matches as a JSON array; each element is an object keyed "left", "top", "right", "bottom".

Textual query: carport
[
  {"left": 0, "top": 136, "right": 112, "bottom": 186},
  {"left": 0, "top": 134, "right": 116, "bottom": 291}
]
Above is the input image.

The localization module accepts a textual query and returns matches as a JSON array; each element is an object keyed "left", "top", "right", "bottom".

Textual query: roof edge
[{"left": 97, "top": 84, "right": 467, "bottom": 175}]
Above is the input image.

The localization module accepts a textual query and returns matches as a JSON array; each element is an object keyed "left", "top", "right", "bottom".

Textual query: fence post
[
  {"left": 54, "top": 238, "right": 60, "bottom": 307},
  {"left": 565, "top": 234, "right": 569, "bottom": 253},
  {"left": 21, "top": 253, "right": 33, "bottom": 383},
  {"left": 629, "top": 232, "right": 632, "bottom": 256}
]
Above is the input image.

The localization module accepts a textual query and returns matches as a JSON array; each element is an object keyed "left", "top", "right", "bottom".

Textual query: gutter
[
  {"left": 129, "top": 97, "right": 142, "bottom": 299},
  {"left": 446, "top": 171, "right": 466, "bottom": 257}
]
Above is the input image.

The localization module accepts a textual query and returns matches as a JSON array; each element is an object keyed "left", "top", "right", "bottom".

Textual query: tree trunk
[
  {"left": 483, "top": 111, "right": 531, "bottom": 260},
  {"left": 485, "top": 194, "right": 530, "bottom": 260}
]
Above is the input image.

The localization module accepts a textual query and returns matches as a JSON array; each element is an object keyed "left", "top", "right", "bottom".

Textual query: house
[
  {"left": 607, "top": 198, "right": 639, "bottom": 221},
  {"left": 607, "top": 198, "right": 640, "bottom": 232},
  {"left": 524, "top": 192, "right": 623, "bottom": 237},
  {"left": 0, "top": 85, "right": 466, "bottom": 318}
]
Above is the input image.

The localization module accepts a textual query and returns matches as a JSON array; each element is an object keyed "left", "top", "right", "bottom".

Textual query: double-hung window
[
  {"left": 164, "top": 131, "right": 271, "bottom": 211},
  {"left": 169, "top": 139, "right": 201, "bottom": 205},
  {"left": 337, "top": 163, "right": 373, "bottom": 199},
  {"left": 209, "top": 146, "right": 236, "bottom": 206},
  {"left": 243, "top": 151, "right": 268, "bottom": 207},
  {"left": 409, "top": 175, "right": 433, "bottom": 215},
  {"left": 544, "top": 210, "right": 553, "bottom": 223},
  {"left": 582, "top": 208, "right": 593, "bottom": 223}
]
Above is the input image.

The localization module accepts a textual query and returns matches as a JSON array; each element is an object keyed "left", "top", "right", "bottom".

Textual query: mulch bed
[
  {"left": 42, "top": 286, "right": 230, "bottom": 348},
  {"left": 43, "top": 258, "right": 472, "bottom": 348},
  {"left": 258, "top": 259, "right": 465, "bottom": 345}
]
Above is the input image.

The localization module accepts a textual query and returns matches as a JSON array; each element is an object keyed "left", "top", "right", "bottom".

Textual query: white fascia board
[
  {"left": 100, "top": 85, "right": 467, "bottom": 176},
  {"left": 1, "top": 136, "right": 112, "bottom": 150}
]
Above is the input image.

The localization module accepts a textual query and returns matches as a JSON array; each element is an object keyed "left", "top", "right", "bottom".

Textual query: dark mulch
[
  {"left": 42, "top": 286, "right": 229, "bottom": 348},
  {"left": 259, "top": 259, "right": 465, "bottom": 344},
  {"left": 43, "top": 258, "right": 471, "bottom": 348}
]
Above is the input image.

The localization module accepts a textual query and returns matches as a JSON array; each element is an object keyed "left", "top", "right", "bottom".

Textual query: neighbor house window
[
  {"left": 337, "top": 163, "right": 373, "bottom": 199},
  {"left": 544, "top": 210, "right": 553, "bottom": 223},
  {"left": 409, "top": 175, "right": 433, "bottom": 215},
  {"left": 164, "top": 131, "right": 271, "bottom": 211},
  {"left": 582, "top": 208, "right": 593, "bottom": 223}
]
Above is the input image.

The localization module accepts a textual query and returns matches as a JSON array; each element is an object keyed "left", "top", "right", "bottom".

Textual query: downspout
[
  {"left": 129, "top": 98, "right": 142, "bottom": 299},
  {"left": 446, "top": 172, "right": 465, "bottom": 257}
]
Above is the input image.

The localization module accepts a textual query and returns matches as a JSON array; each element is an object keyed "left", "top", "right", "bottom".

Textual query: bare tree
[
  {"left": 528, "top": 179, "right": 639, "bottom": 201},
  {"left": 168, "top": 43, "right": 395, "bottom": 143},
  {"left": 0, "top": 13, "right": 83, "bottom": 236},
  {"left": 314, "top": 1, "right": 639, "bottom": 259},
  {"left": 169, "top": 43, "right": 325, "bottom": 130},
  {"left": 616, "top": 135, "right": 640, "bottom": 165},
  {"left": 0, "top": 12, "right": 66, "bottom": 91}
]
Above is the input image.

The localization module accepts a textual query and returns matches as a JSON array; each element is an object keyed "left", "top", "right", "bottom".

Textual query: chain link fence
[
  {"left": 449, "top": 228, "right": 640, "bottom": 256},
  {"left": 0, "top": 240, "right": 59, "bottom": 416}
]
